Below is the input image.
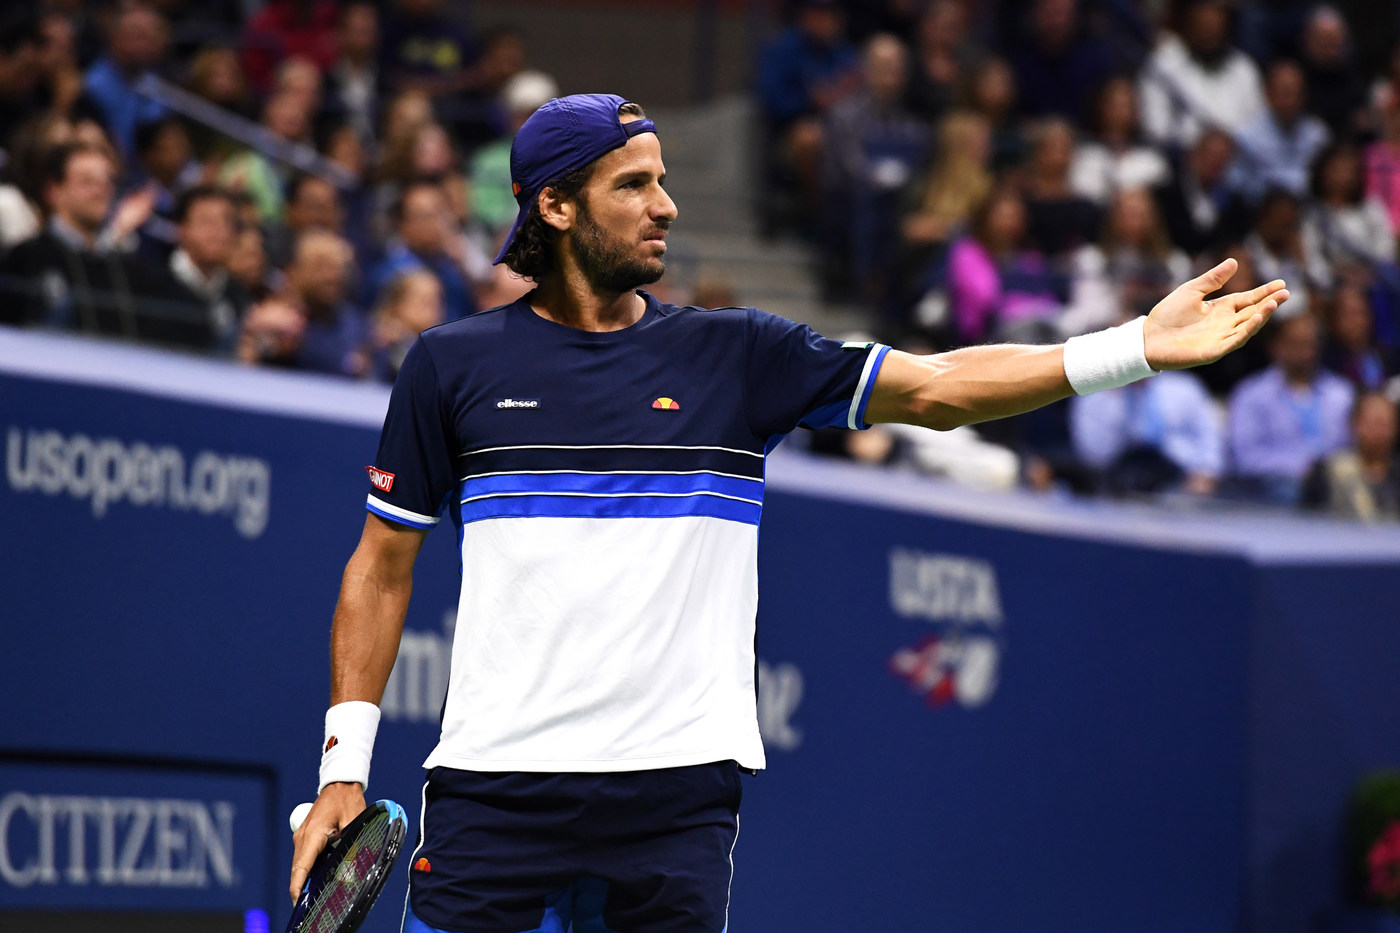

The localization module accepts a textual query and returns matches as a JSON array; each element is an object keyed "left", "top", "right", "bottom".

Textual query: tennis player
[{"left": 289, "top": 94, "right": 1287, "bottom": 932}]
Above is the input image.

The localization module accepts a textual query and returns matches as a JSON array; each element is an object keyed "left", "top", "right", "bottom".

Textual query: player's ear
[{"left": 537, "top": 186, "right": 575, "bottom": 233}]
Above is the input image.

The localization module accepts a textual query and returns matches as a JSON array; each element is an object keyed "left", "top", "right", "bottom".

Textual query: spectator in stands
[
  {"left": 1299, "top": 5, "right": 1367, "bottom": 139},
  {"left": 457, "top": 25, "right": 529, "bottom": 147},
  {"left": 1228, "top": 312, "right": 1354, "bottom": 504},
  {"left": 906, "top": 0, "right": 979, "bottom": 121},
  {"left": 1138, "top": 0, "right": 1265, "bottom": 150},
  {"left": 1021, "top": 117, "right": 1101, "bottom": 257},
  {"left": 899, "top": 110, "right": 991, "bottom": 325},
  {"left": 946, "top": 186, "right": 1062, "bottom": 345},
  {"left": 1071, "top": 366, "right": 1225, "bottom": 496},
  {"left": 1062, "top": 187, "right": 1191, "bottom": 336},
  {"left": 380, "top": 0, "right": 480, "bottom": 96},
  {"left": 1009, "top": 0, "right": 1113, "bottom": 120},
  {"left": 1301, "top": 391, "right": 1400, "bottom": 521},
  {"left": 143, "top": 185, "right": 250, "bottom": 351},
  {"left": 1304, "top": 142, "right": 1397, "bottom": 272},
  {"left": 756, "top": 0, "right": 858, "bottom": 232},
  {"left": 0, "top": 13, "right": 44, "bottom": 136},
  {"left": 471, "top": 70, "right": 559, "bottom": 237},
  {"left": 1237, "top": 59, "right": 1332, "bottom": 203},
  {"left": 1321, "top": 284, "right": 1396, "bottom": 391},
  {"left": 255, "top": 228, "right": 367, "bottom": 376},
  {"left": 0, "top": 114, "right": 73, "bottom": 251},
  {"left": 36, "top": 10, "right": 88, "bottom": 121},
  {"left": 132, "top": 117, "right": 203, "bottom": 228},
  {"left": 821, "top": 33, "right": 928, "bottom": 304},
  {"left": 187, "top": 46, "right": 253, "bottom": 120},
  {"left": 0, "top": 142, "right": 157, "bottom": 336},
  {"left": 241, "top": 0, "right": 338, "bottom": 94},
  {"left": 370, "top": 179, "right": 476, "bottom": 321},
  {"left": 1154, "top": 128, "right": 1251, "bottom": 257},
  {"left": 267, "top": 172, "right": 344, "bottom": 268},
  {"left": 220, "top": 91, "right": 312, "bottom": 224},
  {"left": 1244, "top": 189, "right": 1329, "bottom": 316},
  {"left": 1070, "top": 75, "right": 1170, "bottom": 206},
  {"left": 367, "top": 268, "right": 443, "bottom": 382},
  {"left": 1231, "top": 60, "right": 1330, "bottom": 204},
  {"left": 1369, "top": 42, "right": 1400, "bottom": 133},
  {"left": 274, "top": 55, "right": 324, "bottom": 120},
  {"left": 326, "top": 3, "right": 381, "bottom": 144},
  {"left": 1365, "top": 97, "right": 1400, "bottom": 238},
  {"left": 962, "top": 57, "right": 1024, "bottom": 172},
  {"left": 228, "top": 222, "right": 272, "bottom": 301},
  {"left": 83, "top": 2, "right": 171, "bottom": 158}
]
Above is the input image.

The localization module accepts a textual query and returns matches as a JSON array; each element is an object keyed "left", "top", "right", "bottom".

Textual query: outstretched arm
[
  {"left": 865, "top": 259, "right": 1288, "bottom": 431},
  {"left": 288, "top": 513, "right": 426, "bottom": 902}
]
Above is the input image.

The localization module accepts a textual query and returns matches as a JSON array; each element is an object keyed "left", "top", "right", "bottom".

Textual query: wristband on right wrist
[
  {"left": 318, "top": 700, "right": 380, "bottom": 794},
  {"left": 1062, "top": 316, "right": 1159, "bottom": 395}
]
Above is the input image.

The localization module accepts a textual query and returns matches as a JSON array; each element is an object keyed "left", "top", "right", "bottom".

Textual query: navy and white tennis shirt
[{"left": 365, "top": 291, "right": 890, "bottom": 774}]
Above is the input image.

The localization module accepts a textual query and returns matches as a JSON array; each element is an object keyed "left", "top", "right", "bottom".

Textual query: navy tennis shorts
[{"left": 402, "top": 760, "right": 744, "bottom": 933}]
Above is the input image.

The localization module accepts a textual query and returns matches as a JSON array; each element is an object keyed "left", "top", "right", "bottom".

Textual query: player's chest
[{"left": 449, "top": 342, "right": 750, "bottom": 451}]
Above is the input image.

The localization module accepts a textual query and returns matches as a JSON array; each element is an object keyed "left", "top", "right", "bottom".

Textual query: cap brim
[{"left": 493, "top": 203, "right": 531, "bottom": 265}]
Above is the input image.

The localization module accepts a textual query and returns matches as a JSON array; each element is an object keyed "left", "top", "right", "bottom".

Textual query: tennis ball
[{"left": 290, "top": 802, "right": 314, "bottom": 833}]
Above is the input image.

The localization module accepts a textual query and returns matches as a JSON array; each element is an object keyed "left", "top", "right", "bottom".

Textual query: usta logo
[{"left": 887, "top": 549, "right": 1005, "bottom": 709}]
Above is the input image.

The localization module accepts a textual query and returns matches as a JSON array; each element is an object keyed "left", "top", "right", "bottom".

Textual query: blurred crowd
[
  {"left": 0, "top": 0, "right": 1395, "bottom": 521},
  {"left": 758, "top": 0, "right": 1400, "bottom": 520},
  {"left": 0, "top": 0, "right": 578, "bottom": 384}
]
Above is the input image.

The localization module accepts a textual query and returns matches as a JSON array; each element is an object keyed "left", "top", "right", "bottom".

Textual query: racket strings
[{"left": 301, "top": 814, "right": 391, "bottom": 933}]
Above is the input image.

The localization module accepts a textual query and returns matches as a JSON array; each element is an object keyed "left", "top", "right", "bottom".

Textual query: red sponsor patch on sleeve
[{"left": 365, "top": 466, "right": 395, "bottom": 493}]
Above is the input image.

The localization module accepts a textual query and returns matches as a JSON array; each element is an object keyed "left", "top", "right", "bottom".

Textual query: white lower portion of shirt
[{"left": 422, "top": 514, "right": 767, "bottom": 773}]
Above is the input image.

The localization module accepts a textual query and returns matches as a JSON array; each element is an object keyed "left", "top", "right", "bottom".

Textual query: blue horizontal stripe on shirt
[
  {"left": 460, "top": 471, "right": 764, "bottom": 503},
  {"left": 459, "top": 491, "right": 762, "bottom": 526}
]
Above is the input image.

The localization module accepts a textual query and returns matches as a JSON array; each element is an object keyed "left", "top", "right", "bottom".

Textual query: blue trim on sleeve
[
  {"left": 366, "top": 500, "right": 437, "bottom": 530},
  {"left": 854, "top": 345, "right": 892, "bottom": 429}
]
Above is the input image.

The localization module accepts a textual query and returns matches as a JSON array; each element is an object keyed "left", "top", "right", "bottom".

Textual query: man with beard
[{"left": 289, "top": 94, "right": 1290, "bottom": 932}]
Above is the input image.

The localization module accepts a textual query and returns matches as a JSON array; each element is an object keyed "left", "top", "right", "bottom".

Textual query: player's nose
[{"left": 652, "top": 185, "right": 677, "bottom": 225}]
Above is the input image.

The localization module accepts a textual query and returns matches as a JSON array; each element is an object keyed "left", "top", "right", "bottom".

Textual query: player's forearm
[
  {"left": 866, "top": 344, "right": 1073, "bottom": 431},
  {"left": 328, "top": 548, "right": 414, "bottom": 707}
]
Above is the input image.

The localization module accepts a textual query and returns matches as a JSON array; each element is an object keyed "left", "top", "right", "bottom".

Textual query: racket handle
[{"left": 289, "top": 802, "right": 314, "bottom": 833}]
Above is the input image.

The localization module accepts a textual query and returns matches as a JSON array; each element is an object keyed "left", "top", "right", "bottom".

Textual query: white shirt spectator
[
  {"left": 0, "top": 184, "right": 39, "bottom": 250},
  {"left": 1139, "top": 34, "right": 1266, "bottom": 149},
  {"left": 1070, "top": 142, "right": 1170, "bottom": 205},
  {"left": 1301, "top": 199, "right": 1397, "bottom": 267}
]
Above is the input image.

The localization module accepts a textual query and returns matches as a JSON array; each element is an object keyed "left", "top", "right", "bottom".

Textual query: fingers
[
  {"left": 289, "top": 823, "right": 329, "bottom": 903},
  {"left": 1190, "top": 257, "right": 1238, "bottom": 295},
  {"left": 1223, "top": 279, "right": 1288, "bottom": 313}
]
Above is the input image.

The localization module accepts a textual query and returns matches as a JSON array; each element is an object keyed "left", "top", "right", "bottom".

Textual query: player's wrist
[
  {"left": 318, "top": 701, "right": 380, "bottom": 794},
  {"left": 1062, "top": 316, "right": 1159, "bottom": 395}
]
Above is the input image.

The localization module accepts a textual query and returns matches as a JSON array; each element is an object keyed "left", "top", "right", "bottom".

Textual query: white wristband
[
  {"left": 318, "top": 701, "right": 380, "bottom": 793},
  {"left": 1062, "top": 316, "right": 1158, "bottom": 395}
]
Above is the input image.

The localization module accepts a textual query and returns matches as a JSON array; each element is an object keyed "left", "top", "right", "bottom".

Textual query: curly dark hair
[{"left": 502, "top": 101, "right": 647, "bottom": 281}]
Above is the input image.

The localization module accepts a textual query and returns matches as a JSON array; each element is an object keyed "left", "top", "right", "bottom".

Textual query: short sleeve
[
  {"left": 364, "top": 339, "right": 458, "bottom": 530},
  {"left": 743, "top": 308, "right": 890, "bottom": 439}
]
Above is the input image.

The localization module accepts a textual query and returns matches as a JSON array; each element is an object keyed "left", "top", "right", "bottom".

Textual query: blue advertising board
[
  {"left": 2, "top": 327, "right": 1399, "bottom": 932},
  {"left": 0, "top": 758, "right": 271, "bottom": 912}
]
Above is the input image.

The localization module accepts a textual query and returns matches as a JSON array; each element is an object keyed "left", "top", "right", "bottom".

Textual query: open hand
[{"left": 1142, "top": 258, "right": 1289, "bottom": 370}]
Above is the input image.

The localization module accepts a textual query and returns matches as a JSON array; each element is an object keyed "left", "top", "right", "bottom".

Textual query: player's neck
[{"left": 530, "top": 269, "right": 645, "bottom": 333}]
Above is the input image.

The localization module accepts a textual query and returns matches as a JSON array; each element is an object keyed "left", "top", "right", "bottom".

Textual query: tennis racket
[{"left": 285, "top": 799, "right": 408, "bottom": 933}]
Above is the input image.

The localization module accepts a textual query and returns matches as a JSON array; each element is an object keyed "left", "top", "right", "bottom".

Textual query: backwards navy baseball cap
[{"left": 493, "top": 93, "right": 658, "bottom": 265}]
